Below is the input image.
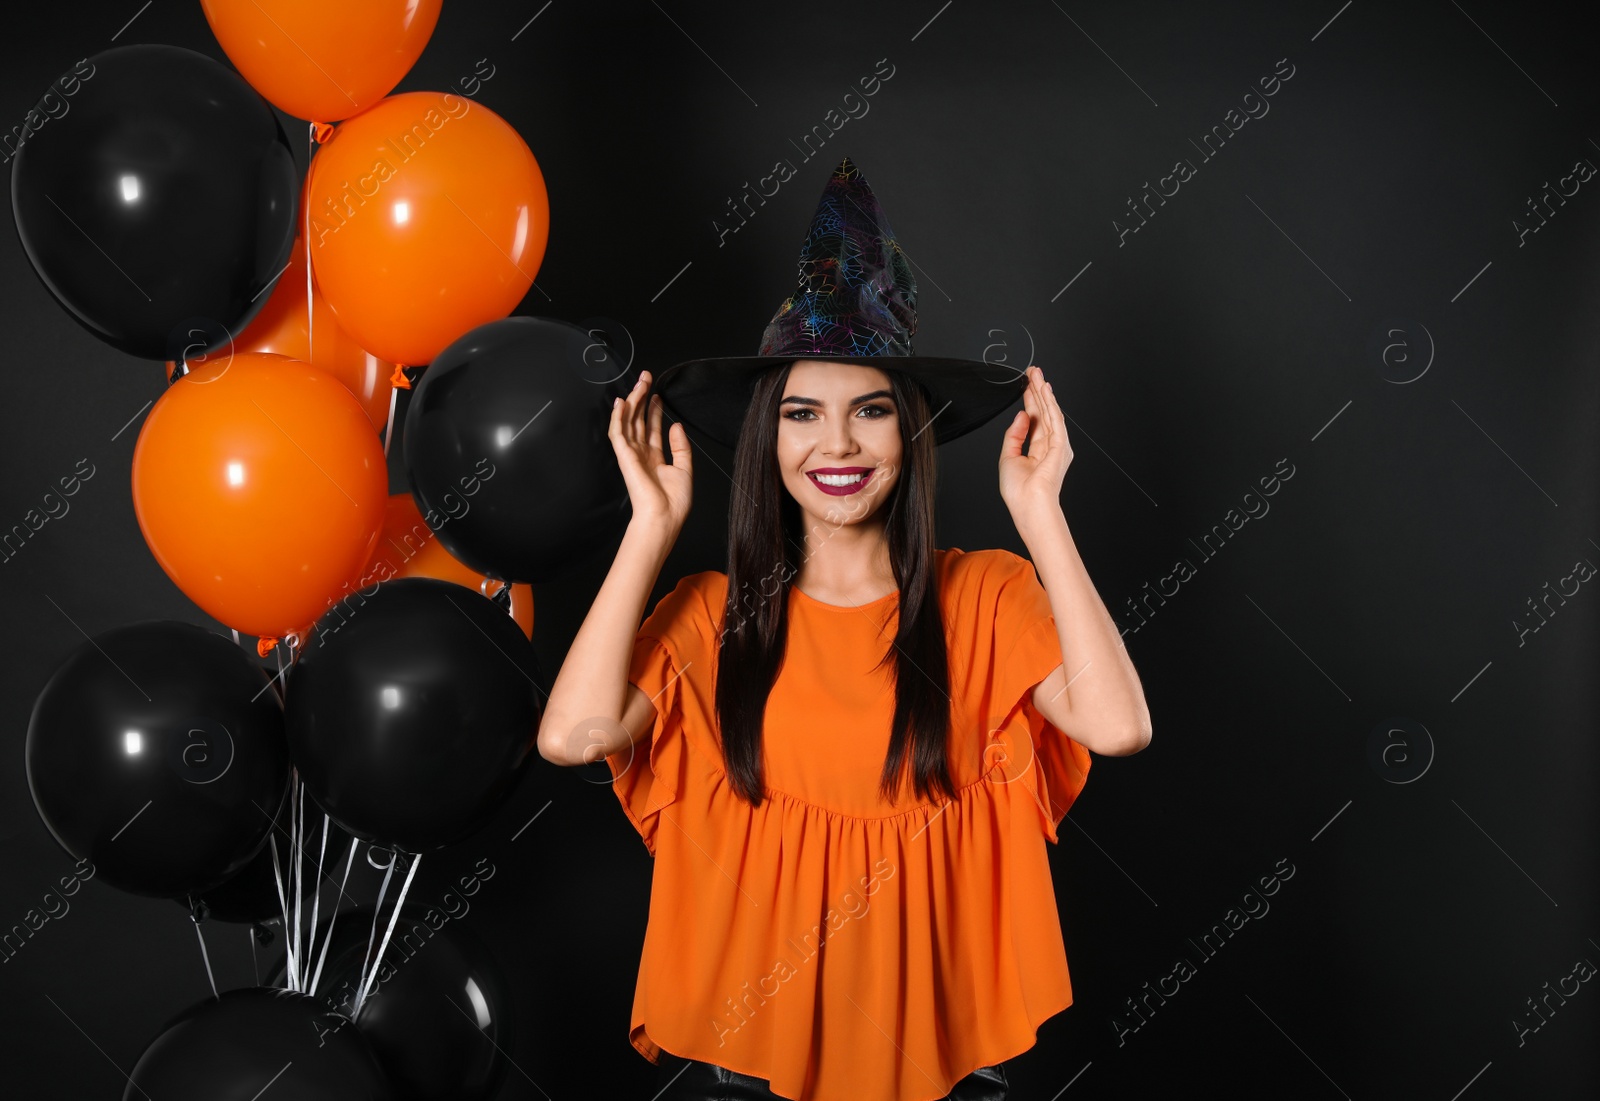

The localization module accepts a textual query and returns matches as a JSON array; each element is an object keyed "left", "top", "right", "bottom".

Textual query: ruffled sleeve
[
  {"left": 986, "top": 550, "right": 1092, "bottom": 844},
  {"left": 604, "top": 574, "right": 707, "bottom": 857}
]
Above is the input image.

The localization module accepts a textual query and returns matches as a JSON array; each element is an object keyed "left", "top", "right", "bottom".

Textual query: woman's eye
[{"left": 782, "top": 405, "right": 892, "bottom": 421}]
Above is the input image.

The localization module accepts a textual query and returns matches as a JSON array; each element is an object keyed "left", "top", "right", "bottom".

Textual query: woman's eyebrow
[{"left": 779, "top": 389, "right": 895, "bottom": 407}]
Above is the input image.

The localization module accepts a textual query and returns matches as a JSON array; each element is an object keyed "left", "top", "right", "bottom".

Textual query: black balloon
[
  {"left": 183, "top": 797, "right": 356, "bottom": 926},
  {"left": 126, "top": 987, "right": 392, "bottom": 1101},
  {"left": 270, "top": 904, "right": 511, "bottom": 1101},
  {"left": 403, "top": 315, "right": 634, "bottom": 583},
  {"left": 286, "top": 579, "right": 543, "bottom": 851},
  {"left": 26, "top": 621, "right": 290, "bottom": 898},
  {"left": 10, "top": 44, "right": 297, "bottom": 360}
]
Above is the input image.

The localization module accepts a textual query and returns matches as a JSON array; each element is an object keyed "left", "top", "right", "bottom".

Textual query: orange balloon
[
  {"left": 304, "top": 92, "right": 549, "bottom": 366},
  {"left": 132, "top": 352, "right": 389, "bottom": 639},
  {"left": 201, "top": 0, "right": 442, "bottom": 123},
  {"left": 361, "top": 493, "right": 535, "bottom": 639},
  {"left": 162, "top": 236, "right": 394, "bottom": 432},
  {"left": 509, "top": 580, "right": 535, "bottom": 639}
]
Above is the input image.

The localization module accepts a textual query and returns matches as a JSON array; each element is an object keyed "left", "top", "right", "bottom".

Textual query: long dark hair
[{"left": 713, "top": 361, "right": 953, "bottom": 808}]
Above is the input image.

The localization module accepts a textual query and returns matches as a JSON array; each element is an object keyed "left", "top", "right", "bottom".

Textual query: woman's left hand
[{"left": 998, "top": 365, "right": 1072, "bottom": 534}]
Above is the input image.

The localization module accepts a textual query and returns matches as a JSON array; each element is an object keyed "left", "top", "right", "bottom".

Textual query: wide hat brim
[{"left": 652, "top": 354, "right": 1029, "bottom": 451}]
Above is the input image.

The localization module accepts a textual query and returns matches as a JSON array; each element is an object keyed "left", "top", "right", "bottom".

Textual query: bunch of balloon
[{"left": 11, "top": 7, "right": 556, "bottom": 1096}]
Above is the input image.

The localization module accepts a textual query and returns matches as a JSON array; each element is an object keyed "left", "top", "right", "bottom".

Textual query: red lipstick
[{"left": 806, "top": 466, "right": 874, "bottom": 497}]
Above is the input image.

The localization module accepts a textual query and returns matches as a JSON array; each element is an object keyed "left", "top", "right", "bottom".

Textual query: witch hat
[{"left": 653, "top": 156, "right": 1028, "bottom": 450}]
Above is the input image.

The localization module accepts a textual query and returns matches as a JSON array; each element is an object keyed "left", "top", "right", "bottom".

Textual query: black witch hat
[{"left": 653, "top": 156, "right": 1028, "bottom": 450}]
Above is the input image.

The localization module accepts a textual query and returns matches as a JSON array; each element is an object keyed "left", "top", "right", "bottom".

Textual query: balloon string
[
  {"left": 262, "top": 639, "right": 287, "bottom": 703},
  {"left": 353, "top": 852, "right": 421, "bottom": 1020},
  {"left": 292, "top": 770, "right": 305, "bottom": 992},
  {"left": 355, "top": 850, "right": 397, "bottom": 1015},
  {"left": 306, "top": 123, "right": 315, "bottom": 371},
  {"left": 267, "top": 833, "right": 298, "bottom": 988},
  {"left": 383, "top": 382, "right": 400, "bottom": 457},
  {"left": 301, "top": 811, "right": 331, "bottom": 994},
  {"left": 249, "top": 926, "right": 260, "bottom": 986},
  {"left": 309, "top": 836, "right": 360, "bottom": 998},
  {"left": 188, "top": 904, "right": 219, "bottom": 1000}
]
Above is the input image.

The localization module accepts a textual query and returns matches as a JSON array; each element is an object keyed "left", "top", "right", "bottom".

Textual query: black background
[{"left": 2, "top": 1, "right": 1597, "bottom": 1098}]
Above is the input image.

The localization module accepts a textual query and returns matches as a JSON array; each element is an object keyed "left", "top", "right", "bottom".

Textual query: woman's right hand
[{"left": 609, "top": 370, "right": 693, "bottom": 534}]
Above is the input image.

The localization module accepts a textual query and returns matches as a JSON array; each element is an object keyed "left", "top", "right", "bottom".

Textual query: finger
[
  {"left": 1035, "top": 369, "right": 1055, "bottom": 410},
  {"left": 1046, "top": 384, "right": 1067, "bottom": 453},
  {"left": 999, "top": 408, "right": 1027, "bottom": 459},
  {"left": 1032, "top": 400, "right": 1052, "bottom": 460},
  {"left": 632, "top": 376, "right": 656, "bottom": 450},
  {"left": 626, "top": 375, "right": 648, "bottom": 443},
  {"left": 1021, "top": 382, "right": 1041, "bottom": 454},
  {"left": 1041, "top": 377, "right": 1065, "bottom": 440},
  {"left": 668, "top": 419, "right": 693, "bottom": 475},
  {"left": 1034, "top": 376, "right": 1056, "bottom": 455},
  {"left": 647, "top": 393, "right": 664, "bottom": 457},
  {"left": 613, "top": 396, "right": 638, "bottom": 453},
  {"left": 624, "top": 374, "right": 643, "bottom": 441},
  {"left": 610, "top": 398, "right": 642, "bottom": 476},
  {"left": 1047, "top": 385, "right": 1071, "bottom": 472}
]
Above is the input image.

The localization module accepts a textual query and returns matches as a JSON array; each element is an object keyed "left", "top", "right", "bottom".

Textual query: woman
[{"left": 537, "top": 159, "right": 1152, "bottom": 1101}]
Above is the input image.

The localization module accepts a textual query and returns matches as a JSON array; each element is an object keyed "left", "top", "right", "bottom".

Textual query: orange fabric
[{"left": 606, "top": 547, "right": 1091, "bottom": 1101}]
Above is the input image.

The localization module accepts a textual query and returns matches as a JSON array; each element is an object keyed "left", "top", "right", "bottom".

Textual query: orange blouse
[{"left": 605, "top": 546, "right": 1092, "bottom": 1101}]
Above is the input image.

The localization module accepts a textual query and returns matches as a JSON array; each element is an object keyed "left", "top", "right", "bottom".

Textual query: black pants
[{"left": 653, "top": 1050, "right": 1008, "bottom": 1100}]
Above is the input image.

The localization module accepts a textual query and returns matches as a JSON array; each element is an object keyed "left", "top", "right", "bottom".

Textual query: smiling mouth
[{"left": 807, "top": 470, "right": 874, "bottom": 496}]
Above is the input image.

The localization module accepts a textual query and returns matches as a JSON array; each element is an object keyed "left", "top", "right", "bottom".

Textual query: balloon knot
[
  {"left": 310, "top": 121, "right": 335, "bottom": 144},
  {"left": 390, "top": 364, "right": 413, "bottom": 390},
  {"left": 257, "top": 637, "right": 278, "bottom": 658}
]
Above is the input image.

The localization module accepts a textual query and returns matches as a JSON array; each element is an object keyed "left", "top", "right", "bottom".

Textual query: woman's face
[{"left": 776, "top": 359, "right": 903, "bottom": 528}]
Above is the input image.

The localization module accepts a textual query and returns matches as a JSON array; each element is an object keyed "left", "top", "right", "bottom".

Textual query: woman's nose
[{"left": 824, "top": 416, "right": 857, "bottom": 455}]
